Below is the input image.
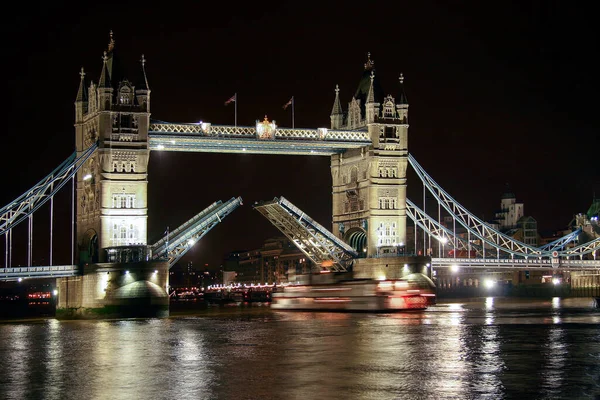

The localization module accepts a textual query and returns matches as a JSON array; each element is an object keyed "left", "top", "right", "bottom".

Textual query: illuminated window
[{"left": 112, "top": 194, "right": 136, "bottom": 209}]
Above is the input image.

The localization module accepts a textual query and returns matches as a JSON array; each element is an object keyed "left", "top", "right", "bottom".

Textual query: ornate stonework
[
  {"left": 330, "top": 54, "right": 409, "bottom": 257},
  {"left": 74, "top": 34, "right": 150, "bottom": 263}
]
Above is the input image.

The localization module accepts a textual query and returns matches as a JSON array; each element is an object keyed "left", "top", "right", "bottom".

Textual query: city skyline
[{"left": 1, "top": 1, "right": 597, "bottom": 269}]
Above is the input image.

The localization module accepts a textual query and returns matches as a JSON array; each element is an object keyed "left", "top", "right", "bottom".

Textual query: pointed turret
[
  {"left": 135, "top": 54, "right": 151, "bottom": 111},
  {"left": 98, "top": 51, "right": 113, "bottom": 110},
  {"left": 76, "top": 67, "right": 87, "bottom": 102},
  {"left": 396, "top": 73, "right": 408, "bottom": 105},
  {"left": 354, "top": 53, "right": 384, "bottom": 120},
  {"left": 75, "top": 67, "right": 88, "bottom": 123},
  {"left": 366, "top": 71, "right": 375, "bottom": 104},
  {"left": 365, "top": 70, "right": 380, "bottom": 123},
  {"left": 330, "top": 84, "right": 343, "bottom": 129},
  {"left": 98, "top": 51, "right": 111, "bottom": 88},
  {"left": 395, "top": 73, "right": 409, "bottom": 124}
]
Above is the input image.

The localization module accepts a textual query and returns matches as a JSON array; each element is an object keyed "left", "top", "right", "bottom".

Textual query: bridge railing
[
  {"left": 149, "top": 122, "right": 371, "bottom": 142},
  {"left": 0, "top": 265, "right": 78, "bottom": 280}
]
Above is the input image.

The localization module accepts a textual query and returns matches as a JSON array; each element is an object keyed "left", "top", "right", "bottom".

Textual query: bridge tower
[
  {"left": 74, "top": 32, "right": 150, "bottom": 263},
  {"left": 330, "top": 53, "right": 409, "bottom": 259}
]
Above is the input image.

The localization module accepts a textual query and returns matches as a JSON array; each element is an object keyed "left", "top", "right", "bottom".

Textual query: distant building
[
  {"left": 492, "top": 187, "right": 524, "bottom": 231},
  {"left": 224, "top": 237, "right": 313, "bottom": 284},
  {"left": 569, "top": 197, "right": 600, "bottom": 251},
  {"left": 169, "top": 262, "right": 218, "bottom": 289},
  {"left": 489, "top": 187, "right": 538, "bottom": 246}
]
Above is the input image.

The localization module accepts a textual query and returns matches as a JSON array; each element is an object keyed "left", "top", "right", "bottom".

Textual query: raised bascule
[{"left": 1, "top": 35, "right": 599, "bottom": 317}]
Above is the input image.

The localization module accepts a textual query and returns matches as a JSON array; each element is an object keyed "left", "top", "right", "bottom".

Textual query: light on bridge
[
  {"left": 83, "top": 173, "right": 92, "bottom": 181},
  {"left": 53, "top": 289, "right": 58, "bottom": 296},
  {"left": 450, "top": 265, "right": 459, "bottom": 273},
  {"left": 188, "top": 239, "right": 196, "bottom": 246},
  {"left": 552, "top": 277, "right": 561, "bottom": 285},
  {"left": 483, "top": 279, "right": 495, "bottom": 289},
  {"left": 156, "top": 145, "right": 165, "bottom": 150}
]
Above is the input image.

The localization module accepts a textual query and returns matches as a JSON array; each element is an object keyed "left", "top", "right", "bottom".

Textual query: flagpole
[
  {"left": 292, "top": 96, "right": 295, "bottom": 129},
  {"left": 234, "top": 92, "right": 237, "bottom": 129}
]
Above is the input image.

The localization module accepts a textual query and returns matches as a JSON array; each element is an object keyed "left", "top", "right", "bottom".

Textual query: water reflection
[{"left": 0, "top": 298, "right": 598, "bottom": 399}]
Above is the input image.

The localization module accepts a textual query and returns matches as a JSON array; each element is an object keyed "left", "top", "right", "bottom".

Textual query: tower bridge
[{"left": 1, "top": 35, "right": 599, "bottom": 317}]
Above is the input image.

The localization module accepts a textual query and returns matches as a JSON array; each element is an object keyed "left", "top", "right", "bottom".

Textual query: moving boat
[{"left": 271, "top": 272, "right": 436, "bottom": 311}]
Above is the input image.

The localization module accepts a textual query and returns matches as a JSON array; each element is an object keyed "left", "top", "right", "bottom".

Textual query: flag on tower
[
  {"left": 283, "top": 96, "right": 293, "bottom": 110},
  {"left": 224, "top": 94, "right": 236, "bottom": 106}
]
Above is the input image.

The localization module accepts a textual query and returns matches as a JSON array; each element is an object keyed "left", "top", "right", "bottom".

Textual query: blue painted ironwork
[
  {"left": 0, "top": 143, "right": 98, "bottom": 235},
  {"left": 408, "top": 153, "right": 545, "bottom": 258},
  {"left": 539, "top": 228, "right": 582, "bottom": 251},
  {"left": 0, "top": 265, "right": 78, "bottom": 281},
  {"left": 408, "top": 153, "right": 599, "bottom": 260},
  {"left": 148, "top": 121, "right": 371, "bottom": 155},
  {"left": 406, "top": 198, "right": 483, "bottom": 257},
  {"left": 150, "top": 197, "right": 243, "bottom": 268},
  {"left": 253, "top": 196, "right": 357, "bottom": 272},
  {"left": 431, "top": 258, "right": 599, "bottom": 270}
]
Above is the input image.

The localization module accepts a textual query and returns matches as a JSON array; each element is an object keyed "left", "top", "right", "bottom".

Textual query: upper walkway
[{"left": 148, "top": 121, "right": 371, "bottom": 155}]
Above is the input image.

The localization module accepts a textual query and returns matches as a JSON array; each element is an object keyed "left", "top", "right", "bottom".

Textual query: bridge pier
[
  {"left": 352, "top": 256, "right": 432, "bottom": 280},
  {"left": 56, "top": 260, "right": 169, "bottom": 319}
]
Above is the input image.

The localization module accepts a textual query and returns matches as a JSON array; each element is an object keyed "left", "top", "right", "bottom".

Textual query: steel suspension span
[
  {"left": 405, "top": 198, "right": 483, "bottom": 257},
  {"left": 150, "top": 197, "right": 243, "bottom": 268},
  {"left": 0, "top": 143, "right": 98, "bottom": 236},
  {"left": 253, "top": 196, "right": 357, "bottom": 272},
  {"left": 407, "top": 153, "right": 600, "bottom": 259},
  {"left": 538, "top": 228, "right": 582, "bottom": 251}
]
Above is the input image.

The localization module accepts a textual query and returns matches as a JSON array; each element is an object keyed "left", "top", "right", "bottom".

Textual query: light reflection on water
[{"left": 0, "top": 297, "right": 599, "bottom": 400}]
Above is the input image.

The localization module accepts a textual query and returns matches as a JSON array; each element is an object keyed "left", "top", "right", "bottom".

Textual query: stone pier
[{"left": 56, "top": 260, "right": 169, "bottom": 319}]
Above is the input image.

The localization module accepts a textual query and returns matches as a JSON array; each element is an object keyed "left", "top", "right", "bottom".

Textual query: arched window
[{"left": 350, "top": 168, "right": 358, "bottom": 183}]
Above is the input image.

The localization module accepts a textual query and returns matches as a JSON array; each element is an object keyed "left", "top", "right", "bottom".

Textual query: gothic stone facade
[
  {"left": 330, "top": 54, "right": 409, "bottom": 258},
  {"left": 74, "top": 34, "right": 150, "bottom": 263}
]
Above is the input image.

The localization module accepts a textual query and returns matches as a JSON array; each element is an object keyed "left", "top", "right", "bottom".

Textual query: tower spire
[
  {"left": 331, "top": 84, "right": 342, "bottom": 115},
  {"left": 99, "top": 51, "right": 111, "bottom": 88},
  {"left": 76, "top": 67, "right": 87, "bottom": 102},
  {"left": 366, "top": 71, "right": 375, "bottom": 104},
  {"left": 397, "top": 72, "right": 408, "bottom": 104},
  {"left": 330, "top": 84, "right": 343, "bottom": 129}
]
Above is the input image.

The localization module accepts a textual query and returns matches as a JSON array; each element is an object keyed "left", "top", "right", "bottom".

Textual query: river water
[{"left": 1, "top": 297, "right": 599, "bottom": 400}]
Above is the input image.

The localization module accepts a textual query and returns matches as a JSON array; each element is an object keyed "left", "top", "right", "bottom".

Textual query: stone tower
[
  {"left": 74, "top": 32, "right": 151, "bottom": 263},
  {"left": 330, "top": 53, "right": 409, "bottom": 258}
]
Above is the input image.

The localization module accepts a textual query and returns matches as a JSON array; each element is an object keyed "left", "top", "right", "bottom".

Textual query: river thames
[{"left": 1, "top": 297, "right": 599, "bottom": 400}]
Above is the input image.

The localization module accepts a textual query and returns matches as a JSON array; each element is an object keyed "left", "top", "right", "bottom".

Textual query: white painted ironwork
[
  {"left": 253, "top": 197, "right": 357, "bottom": 272},
  {"left": 150, "top": 197, "right": 243, "bottom": 268}
]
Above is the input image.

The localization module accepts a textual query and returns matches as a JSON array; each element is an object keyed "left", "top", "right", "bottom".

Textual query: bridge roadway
[
  {"left": 431, "top": 257, "right": 600, "bottom": 270},
  {"left": 148, "top": 122, "right": 371, "bottom": 155},
  {"left": 1, "top": 258, "right": 598, "bottom": 281},
  {"left": 1, "top": 265, "right": 78, "bottom": 281}
]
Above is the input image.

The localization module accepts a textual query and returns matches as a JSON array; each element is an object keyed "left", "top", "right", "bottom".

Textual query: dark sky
[{"left": 1, "top": 1, "right": 598, "bottom": 269}]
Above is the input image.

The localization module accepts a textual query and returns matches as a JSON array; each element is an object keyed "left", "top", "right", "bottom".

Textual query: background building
[{"left": 224, "top": 237, "right": 313, "bottom": 284}]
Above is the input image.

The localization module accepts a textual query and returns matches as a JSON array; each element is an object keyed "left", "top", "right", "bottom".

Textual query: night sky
[{"left": 2, "top": 1, "right": 597, "bottom": 269}]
